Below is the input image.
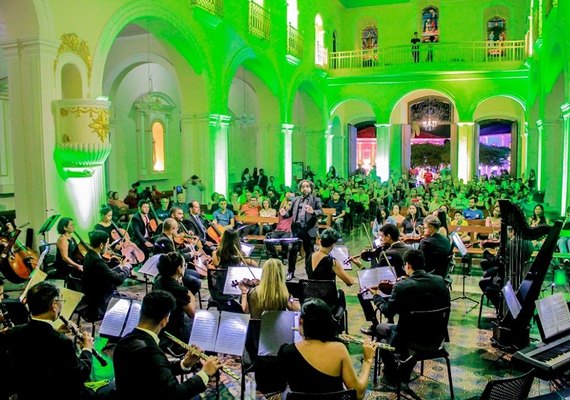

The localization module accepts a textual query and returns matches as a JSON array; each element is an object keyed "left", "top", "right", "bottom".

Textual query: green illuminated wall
[{"left": 0, "top": 0, "right": 567, "bottom": 240}]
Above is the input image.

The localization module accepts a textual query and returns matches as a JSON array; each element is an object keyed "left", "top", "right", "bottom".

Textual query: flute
[
  {"left": 164, "top": 331, "right": 239, "bottom": 380},
  {"left": 59, "top": 316, "right": 108, "bottom": 367},
  {"left": 338, "top": 333, "right": 395, "bottom": 352}
]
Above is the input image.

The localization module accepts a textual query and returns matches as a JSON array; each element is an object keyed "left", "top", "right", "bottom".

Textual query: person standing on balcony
[
  {"left": 426, "top": 35, "right": 435, "bottom": 62},
  {"left": 411, "top": 32, "right": 421, "bottom": 63}
]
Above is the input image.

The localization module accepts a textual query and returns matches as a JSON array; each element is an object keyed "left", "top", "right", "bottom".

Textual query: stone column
[
  {"left": 2, "top": 38, "right": 60, "bottom": 237},
  {"left": 560, "top": 103, "right": 570, "bottom": 215},
  {"left": 209, "top": 114, "right": 231, "bottom": 195},
  {"left": 281, "top": 123, "right": 294, "bottom": 187},
  {"left": 390, "top": 124, "right": 402, "bottom": 179},
  {"left": 375, "top": 123, "right": 391, "bottom": 181},
  {"left": 536, "top": 119, "right": 544, "bottom": 191},
  {"left": 325, "top": 123, "right": 333, "bottom": 172},
  {"left": 456, "top": 122, "right": 475, "bottom": 182},
  {"left": 180, "top": 113, "right": 209, "bottom": 187}
]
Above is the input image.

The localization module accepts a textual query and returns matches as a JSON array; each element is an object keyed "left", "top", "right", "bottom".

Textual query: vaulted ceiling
[{"left": 338, "top": 0, "right": 410, "bottom": 8}]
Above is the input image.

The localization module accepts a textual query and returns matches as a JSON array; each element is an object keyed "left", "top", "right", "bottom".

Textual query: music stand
[
  {"left": 38, "top": 214, "right": 60, "bottom": 241},
  {"left": 450, "top": 231, "right": 479, "bottom": 310}
]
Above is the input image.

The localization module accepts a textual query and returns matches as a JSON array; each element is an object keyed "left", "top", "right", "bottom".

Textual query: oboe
[
  {"left": 339, "top": 333, "right": 395, "bottom": 352},
  {"left": 0, "top": 302, "right": 14, "bottom": 329},
  {"left": 164, "top": 331, "right": 239, "bottom": 380},
  {"left": 59, "top": 316, "right": 108, "bottom": 367}
]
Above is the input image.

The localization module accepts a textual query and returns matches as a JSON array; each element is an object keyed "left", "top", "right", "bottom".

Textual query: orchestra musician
[
  {"left": 419, "top": 215, "right": 452, "bottom": 278},
  {"left": 131, "top": 199, "right": 156, "bottom": 259},
  {"left": 153, "top": 252, "right": 196, "bottom": 345},
  {"left": 153, "top": 218, "right": 202, "bottom": 295},
  {"left": 280, "top": 180, "right": 323, "bottom": 281},
  {"left": 366, "top": 250, "right": 450, "bottom": 387},
  {"left": 54, "top": 217, "right": 83, "bottom": 281},
  {"left": 186, "top": 200, "right": 216, "bottom": 255},
  {"left": 3, "top": 281, "right": 94, "bottom": 400},
  {"left": 113, "top": 290, "right": 222, "bottom": 400},
  {"left": 265, "top": 199, "right": 295, "bottom": 267},
  {"left": 306, "top": 228, "right": 355, "bottom": 286},
  {"left": 238, "top": 258, "right": 300, "bottom": 319},
  {"left": 82, "top": 230, "right": 132, "bottom": 320},
  {"left": 278, "top": 298, "right": 377, "bottom": 400},
  {"left": 211, "top": 229, "right": 257, "bottom": 268}
]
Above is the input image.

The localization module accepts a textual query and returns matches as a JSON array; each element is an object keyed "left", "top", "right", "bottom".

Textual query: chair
[
  {"left": 206, "top": 268, "right": 242, "bottom": 313},
  {"left": 286, "top": 389, "right": 357, "bottom": 400},
  {"left": 298, "top": 279, "right": 348, "bottom": 334},
  {"left": 391, "top": 306, "right": 454, "bottom": 399},
  {"left": 478, "top": 369, "right": 535, "bottom": 400}
]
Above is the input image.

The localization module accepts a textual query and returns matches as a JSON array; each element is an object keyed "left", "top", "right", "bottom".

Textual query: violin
[
  {"left": 0, "top": 229, "right": 38, "bottom": 284},
  {"left": 360, "top": 277, "right": 406, "bottom": 296},
  {"left": 231, "top": 278, "right": 260, "bottom": 289},
  {"left": 147, "top": 203, "right": 160, "bottom": 234},
  {"left": 178, "top": 224, "right": 209, "bottom": 278}
]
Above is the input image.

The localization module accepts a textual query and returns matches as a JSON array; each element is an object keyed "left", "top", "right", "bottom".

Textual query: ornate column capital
[
  {"left": 209, "top": 113, "right": 232, "bottom": 127},
  {"left": 561, "top": 103, "right": 570, "bottom": 119}
]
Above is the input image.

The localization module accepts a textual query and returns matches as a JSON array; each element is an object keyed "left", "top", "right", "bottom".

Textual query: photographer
[{"left": 183, "top": 175, "right": 205, "bottom": 205}]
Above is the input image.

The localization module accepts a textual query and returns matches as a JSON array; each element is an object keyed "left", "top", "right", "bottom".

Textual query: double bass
[
  {"left": 0, "top": 229, "right": 38, "bottom": 284},
  {"left": 110, "top": 220, "right": 145, "bottom": 265}
]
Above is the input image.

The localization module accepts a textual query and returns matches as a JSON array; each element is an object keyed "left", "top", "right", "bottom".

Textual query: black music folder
[
  {"left": 99, "top": 297, "right": 142, "bottom": 340},
  {"left": 258, "top": 311, "right": 301, "bottom": 356},
  {"left": 189, "top": 310, "right": 250, "bottom": 356}
]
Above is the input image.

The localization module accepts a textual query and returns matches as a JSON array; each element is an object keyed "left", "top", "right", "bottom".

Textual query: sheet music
[
  {"left": 223, "top": 266, "right": 263, "bottom": 295},
  {"left": 189, "top": 310, "right": 219, "bottom": 352},
  {"left": 99, "top": 298, "right": 131, "bottom": 338},
  {"left": 138, "top": 254, "right": 161, "bottom": 277},
  {"left": 52, "top": 288, "right": 83, "bottom": 330},
  {"left": 19, "top": 268, "right": 47, "bottom": 302},
  {"left": 450, "top": 232, "right": 468, "bottom": 257},
  {"left": 293, "top": 313, "right": 301, "bottom": 343},
  {"left": 122, "top": 300, "right": 142, "bottom": 336},
  {"left": 357, "top": 267, "right": 396, "bottom": 290},
  {"left": 536, "top": 293, "right": 570, "bottom": 340},
  {"left": 502, "top": 281, "right": 522, "bottom": 319},
  {"left": 330, "top": 245, "right": 351, "bottom": 270},
  {"left": 258, "top": 311, "right": 296, "bottom": 356},
  {"left": 214, "top": 312, "right": 250, "bottom": 356},
  {"left": 240, "top": 242, "right": 255, "bottom": 257}
]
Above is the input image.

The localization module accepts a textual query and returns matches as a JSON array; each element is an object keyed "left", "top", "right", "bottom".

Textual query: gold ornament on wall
[
  {"left": 54, "top": 33, "right": 93, "bottom": 82},
  {"left": 59, "top": 106, "right": 110, "bottom": 143}
]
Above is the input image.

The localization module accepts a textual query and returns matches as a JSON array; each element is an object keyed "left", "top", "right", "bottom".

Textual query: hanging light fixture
[{"left": 421, "top": 97, "right": 439, "bottom": 131}]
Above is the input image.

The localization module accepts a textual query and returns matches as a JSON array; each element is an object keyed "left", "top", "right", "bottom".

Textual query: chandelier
[{"left": 409, "top": 97, "right": 452, "bottom": 131}]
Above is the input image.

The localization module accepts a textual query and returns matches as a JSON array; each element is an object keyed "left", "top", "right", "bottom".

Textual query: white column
[
  {"left": 560, "top": 104, "right": 570, "bottom": 215},
  {"left": 456, "top": 122, "right": 475, "bottom": 183},
  {"left": 325, "top": 123, "right": 333, "bottom": 172},
  {"left": 282, "top": 123, "right": 294, "bottom": 187},
  {"left": 536, "top": 119, "right": 543, "bottom": 191},
  {"left": 375, "top": 123, "right": 391, "bottom": 181},
  {"left": 209, "top": 114, "right": 232, "bottom": 196},
  {"left": 180, "top": 113, "right": 209, "bottom": 186},
  {"left": 2, "top": 38, "right": 61, "bottom": 240}
]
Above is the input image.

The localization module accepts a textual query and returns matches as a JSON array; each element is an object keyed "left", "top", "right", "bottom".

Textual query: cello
[
  {"left": 110, "top": 219, "right": 145, "bottom": 265},
  {"left": 0, "top": 229, "right": 39, "bottom": 284}
]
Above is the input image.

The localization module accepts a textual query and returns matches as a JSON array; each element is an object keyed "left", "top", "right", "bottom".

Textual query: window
[
  {"left": 421, "top": 6, "right": 439, "bottom": 42},
  {"left": 152, "top": 121, "right": 165, "bottom": 172},
  {"left": 287, "top": 0, "right": 298, "bottom": 29},
  {"left": 361, "top": 25, "right": 378, "bottom": 67},
  {"left": 487, "top": 16, "right": 507, "bottom": 42}
]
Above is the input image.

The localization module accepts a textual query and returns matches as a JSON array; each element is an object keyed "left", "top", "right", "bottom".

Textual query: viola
[
  {"left": 147, "top": 203, "right": 160, "bottom": 234},
  {"left": 360, "top": 277, "right": 405, "bottom": 296}
]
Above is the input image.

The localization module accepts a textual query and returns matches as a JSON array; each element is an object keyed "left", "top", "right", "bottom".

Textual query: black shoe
[
  {"left": 286, "top": 272, "right": 294, "bottom": 281},
  {"left": 360, "top": 326, "right": 375, "bottom": 336}
]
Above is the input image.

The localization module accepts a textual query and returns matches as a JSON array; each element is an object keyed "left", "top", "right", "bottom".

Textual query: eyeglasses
[{"left": 54, "top": 298, "right": 66, "bottom": 303}]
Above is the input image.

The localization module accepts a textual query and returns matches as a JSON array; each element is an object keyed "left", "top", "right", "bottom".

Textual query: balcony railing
[
  {"left": 191, "top": 0, "right": 223, "bottom": 18},
  {"left": 329, "top": 40, "right": 526, "bottom": 70},
  {"left": 287, "top": 25, "right": 303, "bottom": 60},
  {"left": 249, "top": 1, "right": 270, "bottom": 40},
  {"left": 316, "top": 44, "right": 328, "bottom": 67}
]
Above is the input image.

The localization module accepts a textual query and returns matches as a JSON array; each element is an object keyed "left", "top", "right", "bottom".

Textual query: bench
[{"left": 319, "top": 208, "right": 336, "bottom": 229}]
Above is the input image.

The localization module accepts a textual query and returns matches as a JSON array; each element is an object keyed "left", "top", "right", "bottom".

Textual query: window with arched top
[
  {"left": 362, "top": 25, "right": 378, "bottom": 50},
  {"left": 315, "top": 14, "right": 327, "bottom": 66},
  {"left": 421, "top": 6, "right": 439, "bottom": 42},
  {"left": 151, "top": 121, "right": 165, "bottom": 172},
  {"left": 487, "top": 16, "right": 507, "bottom": 42},
  {"left": 287, "top": 0, "right": 298, "bottom": 29}
]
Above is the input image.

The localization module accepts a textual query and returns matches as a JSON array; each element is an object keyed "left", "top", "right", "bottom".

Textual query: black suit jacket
[
  {"left": 186, "top": 213, "right": 208, "bottom": 242},
  {"left": 114, "top": 328, "right": 206, "bottom": 399},
  {"left": 419, "top": 233, "right": 452, "bottom": 277},
  {"left": 82, "top": 249, "right": 130, "bottom": 320},
  {"left": 381, "top": 241, "right": 411, "bottom": 277},
  {"left": 285, "top": 194, "right": 323, "bottom": 238},
  {"left": 3, "top": 319, "right": 92, "bottom": 400},
  {"left": 374, "top": 270, "right": 450, "bottom": 347},
  {"left": 131, "top": 212, "right": 154, "bottom": 246}
]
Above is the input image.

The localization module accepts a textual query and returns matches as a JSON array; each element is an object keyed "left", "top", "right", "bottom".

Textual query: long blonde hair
[{"left": 255, "top": 259, "right": 289, "bottom": 311}]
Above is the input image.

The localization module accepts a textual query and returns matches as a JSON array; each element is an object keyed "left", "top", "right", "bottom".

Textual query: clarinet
[
  {"left": 0, "top": 302, "right": 14, "bottom": 329},
  {"left": 59, "top": 316, "right": 108, "bottom": 366}
]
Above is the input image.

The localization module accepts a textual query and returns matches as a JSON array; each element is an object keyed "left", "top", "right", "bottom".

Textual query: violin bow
[
  {"left": 362, "top": 222, "right": 374, "bottom": 248},
  {"left": 234, "top": 244, "right": 256, "bottom": 279}
]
